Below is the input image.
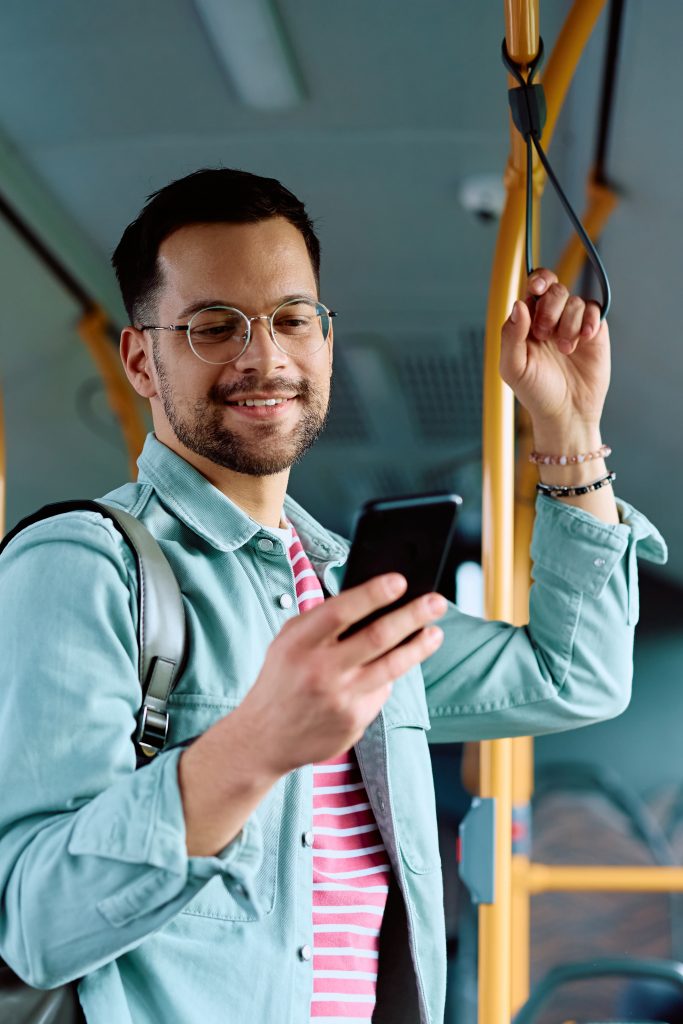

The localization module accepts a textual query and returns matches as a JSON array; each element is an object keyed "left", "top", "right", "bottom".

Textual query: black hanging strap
[{"left": 502, "top": 38, "right": 611, "bottom": 321}]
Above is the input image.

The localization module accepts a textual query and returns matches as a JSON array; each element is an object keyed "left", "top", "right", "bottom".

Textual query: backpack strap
[{"left": 0, "top": 499, "right": 187, "bottom": 759}]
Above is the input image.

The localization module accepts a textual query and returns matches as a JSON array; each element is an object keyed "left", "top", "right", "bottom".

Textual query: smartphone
[{"left": 339, "top": 492, "right": 462, "bottom": 640}]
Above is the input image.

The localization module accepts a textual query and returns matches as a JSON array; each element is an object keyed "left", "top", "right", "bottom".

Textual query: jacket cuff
[
  {"left": 531, "top": 494, "right": 667, "bottom": 599},
  {"left": 615, "top": 498, "right": 668, "bottom": 564},
  {"left": 161, "top": 749, "right": 265, "bottom": 915},
  {"left": 187, "top": 817, "right": 264, "bottom": 914},
  {"left": 68, "top": 748, "right": 264, "bottom": 916}
]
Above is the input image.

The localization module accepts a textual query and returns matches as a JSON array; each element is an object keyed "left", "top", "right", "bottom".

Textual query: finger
[
  {"left": 500, "top": 299, "right": 532, "bottom": 383},
  {"left": 556, "top": 295, "right": 585, "bottom": 354},
  {"left": 354, "top": 624, "right": 445, "bottom": 693},
  {"left": 527, "top": 268, "right": 558, "bottom": 298},
  {"left": 580, "top": 300, "right": 602, "bottom": 340},
  {"left": 301, "top": 573, "right": 408, "bottom": 645},
  {"left": 339, "top": 591, "right": 448, "bottom": 668},
  {"left": 532, "top": 282, "right": 569, "bottom": 340}
]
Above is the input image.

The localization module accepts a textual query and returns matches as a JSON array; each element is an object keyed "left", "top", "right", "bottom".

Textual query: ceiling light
[{"left": 193, "top": 0, "right": 305, "bottom": 111}]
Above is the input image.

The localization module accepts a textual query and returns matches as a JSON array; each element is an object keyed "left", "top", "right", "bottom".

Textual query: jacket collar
[{"left": 137, "top": 434, "right": 347, "bottom": 565}]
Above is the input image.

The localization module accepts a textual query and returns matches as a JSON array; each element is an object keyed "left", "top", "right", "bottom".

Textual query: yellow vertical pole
[
  {"left": 499, "top": 2, "right": 609, "bottom": 1012},
  {"left": 510, "top": 408, "right": 536, "bottom": 1013},
  {"left": 479, "top": 191, "right": 525, "bottom": 1024},
  {"left": 478, "top": 12, "right": 538, "bottom": 1021},
  {"left": 509, "top": 182, "right": 538, "bottom": 1018}
]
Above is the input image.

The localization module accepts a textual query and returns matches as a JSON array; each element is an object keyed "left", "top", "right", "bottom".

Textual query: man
[{"left": 0, "top": 168, "right": 665, "bottom": 1024}]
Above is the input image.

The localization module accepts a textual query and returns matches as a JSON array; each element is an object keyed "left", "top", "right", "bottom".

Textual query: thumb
[{"left": 500, "top": 299, "right": 531, "bottom": 384}]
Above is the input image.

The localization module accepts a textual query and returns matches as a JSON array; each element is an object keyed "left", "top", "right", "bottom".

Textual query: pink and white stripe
[{"left": 286, "top": 526, "right": 391, "bottom": 1023}]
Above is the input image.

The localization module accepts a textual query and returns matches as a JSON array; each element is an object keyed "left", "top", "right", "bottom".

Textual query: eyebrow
[{"left": 175, "top": 293, "right": 319, "bottom": 321}]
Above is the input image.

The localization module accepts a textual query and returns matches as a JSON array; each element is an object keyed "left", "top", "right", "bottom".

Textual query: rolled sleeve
[
  {"left": 532, "top": 495, "right": 667, "bottom": 598},
  {"left": 424, "top": 497, "right": 666, "bottom": 742},
  {"left": 66, "top": 749, "right": 264, "bottom": 927}
]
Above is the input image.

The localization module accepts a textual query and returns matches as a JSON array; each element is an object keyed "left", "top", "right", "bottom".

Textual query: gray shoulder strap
[
  {"left": 98, "top": 503, "right": 186, "bottom": 758},
  {"left": 1, "top": 499, "right": 187, "bottom": 758}
]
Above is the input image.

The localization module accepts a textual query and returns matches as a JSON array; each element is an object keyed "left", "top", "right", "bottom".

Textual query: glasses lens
[
  {"left": 272, "top": 299, "right": 330, "bottom": 354},
  {"left": 188, "top": 307, "right": 249, "bottom": 364}
]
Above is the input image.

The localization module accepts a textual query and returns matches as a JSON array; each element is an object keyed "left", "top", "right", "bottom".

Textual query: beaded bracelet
[
  {"left": 536, "top": 471, "right": 616, "bottom": 499},
  {"left": 529, "top": 444, "right": 611, "bottom": 466}
]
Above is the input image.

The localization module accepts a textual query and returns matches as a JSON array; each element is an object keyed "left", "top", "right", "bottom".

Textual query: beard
[{"left": 154, "top": 349, "right": 330, "bottom": 476}]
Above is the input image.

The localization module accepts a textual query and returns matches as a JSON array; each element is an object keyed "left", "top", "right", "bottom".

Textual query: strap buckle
[{"left": 137, "top": 705, "right": 170, "bottom": 758}]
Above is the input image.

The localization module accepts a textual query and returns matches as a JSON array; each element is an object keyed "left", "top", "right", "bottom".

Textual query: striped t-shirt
[{"left": 284, "top": 524, "right": 391, "bottom": 1023}]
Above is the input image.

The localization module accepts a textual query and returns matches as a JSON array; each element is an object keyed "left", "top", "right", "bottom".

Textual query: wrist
[
  {"left": 198, "top": 702, "right": 285, "bottom": 791},
  {"left": 529, "top": 425, "right": 609, "bottom": 487},
  {"left": 231, "top": 698, "right": 294, "bottom": 783},
  {"left": 529, "top": 418, "right": 603, "bottom": 455},
  {"left": 178, "top": 706, "right": 283, "bottom": 858}
]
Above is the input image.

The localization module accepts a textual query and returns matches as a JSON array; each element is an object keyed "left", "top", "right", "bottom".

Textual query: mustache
[{"left": 208, "top": 377, "right": 313, "bottom": 403}]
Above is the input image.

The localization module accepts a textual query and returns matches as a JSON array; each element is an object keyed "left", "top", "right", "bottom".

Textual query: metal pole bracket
[{"left": 459, "top": 797, "right": 496, "bottom": 905}]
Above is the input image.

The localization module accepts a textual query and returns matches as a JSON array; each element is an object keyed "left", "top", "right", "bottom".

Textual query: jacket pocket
[
  {"left": 386, "top": 704, "right": 441, "bottom": 875},
  {"left": 169, "top": 694, "right": 285, "bottom": 922}
]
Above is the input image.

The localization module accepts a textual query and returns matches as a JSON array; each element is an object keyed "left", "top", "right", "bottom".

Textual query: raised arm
[
  {"left": 501, "top": 269, "right": 618, "bottom": 523},
  {"left": 423, "top": 270, "right": 666, "bottom": 740}
]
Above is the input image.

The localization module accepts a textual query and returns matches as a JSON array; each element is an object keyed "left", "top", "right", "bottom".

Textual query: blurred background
[{"left": 1, "top": 1, "right": 682, "bottom": 1021}]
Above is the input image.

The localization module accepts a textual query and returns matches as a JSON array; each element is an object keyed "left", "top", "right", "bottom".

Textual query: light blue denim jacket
[{"left": 0, "top": 435, "right": 666, "bottom": 1024}]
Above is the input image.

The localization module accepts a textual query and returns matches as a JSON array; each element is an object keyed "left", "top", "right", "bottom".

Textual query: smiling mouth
[{"left": 227, "top": 397, "right": 295, "bottom": 408}]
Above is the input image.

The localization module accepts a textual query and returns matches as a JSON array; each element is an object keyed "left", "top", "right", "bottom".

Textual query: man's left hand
[{"left": 499, "top": 268, "right": 610, "bottom": 435}]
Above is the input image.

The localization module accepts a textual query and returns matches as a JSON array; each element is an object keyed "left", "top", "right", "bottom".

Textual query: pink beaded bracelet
[{"left": 529, "top": 444, "right": 611, "bottom": 466}]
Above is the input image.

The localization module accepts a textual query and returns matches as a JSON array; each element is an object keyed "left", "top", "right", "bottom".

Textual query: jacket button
[
  {"left": 302, "top": 830, "right": 314, "bottom": 848},
  {"left": 298, "top": 944, "right": 312, "bottom": 961},
  {"left": 258, "top": 537, "right": 275, "bottom": 552},
  {"left": 279, "top": 593, "right": 294, "bottom": 609}
]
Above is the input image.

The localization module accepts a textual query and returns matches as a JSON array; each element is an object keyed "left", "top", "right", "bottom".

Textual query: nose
[{"left": 232, "top": 316, "right": 289, "bottom": 375}]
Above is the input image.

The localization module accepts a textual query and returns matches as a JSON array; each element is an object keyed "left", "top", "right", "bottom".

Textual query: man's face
[{"left": 148, "top": 217, "right": 332, "bottom": 476}]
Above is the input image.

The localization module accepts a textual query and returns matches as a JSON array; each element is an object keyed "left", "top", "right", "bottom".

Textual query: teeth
[{"left": 235, "top": 398, "right": 289, "bottom": 407}]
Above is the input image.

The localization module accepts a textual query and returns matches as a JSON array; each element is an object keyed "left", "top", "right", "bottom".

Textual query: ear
[{"left": 120, "top": 326, "right": 159, "bottom": 399}]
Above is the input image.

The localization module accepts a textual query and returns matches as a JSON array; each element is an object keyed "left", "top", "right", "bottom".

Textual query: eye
[
  {"left": 273, "top": 300, "right": 319, "bottom": 334},
  {"left": 277, "top": 316, "right": 310, "bottom": 330},
  {"left": 190, "top": 311, "right": 247, "bottom": 342}
]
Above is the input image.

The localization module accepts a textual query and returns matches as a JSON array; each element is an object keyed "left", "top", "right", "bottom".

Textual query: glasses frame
[{"left": 139, "top": 297, "right": 337, "bottom": 365}]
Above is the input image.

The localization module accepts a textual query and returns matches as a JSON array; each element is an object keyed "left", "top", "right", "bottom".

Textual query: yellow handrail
[
  {"left": 479, "top": 187, "right": 524, "bottom": 1024},
  {"left": 478, "top": 3, "right": 538, "bottom": 1018},
  {"left": 77, "top": 307, "right": 148, "bottom": 479},
  {"left": 509, "top": 412, "right": 536, "bottom": 1010},
  {"left": 517, "top": 864, "right": 683, "bottom": 894},
  {"left": 555, "top": 176, "right": 618, "bottom": 287},
  {"left": 481, "top": 3, "right": 609, "bottom": 1020},
  {"left": 508, "top": 2, "right": 613, "bottom": 1008},
  {"left": 507, "top": 1, "right": 617, "bottom": 1010}
]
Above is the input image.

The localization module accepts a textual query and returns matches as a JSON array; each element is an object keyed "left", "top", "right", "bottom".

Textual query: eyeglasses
[{"left": 139, "top": 297, "right": 337, "bottom": 365}]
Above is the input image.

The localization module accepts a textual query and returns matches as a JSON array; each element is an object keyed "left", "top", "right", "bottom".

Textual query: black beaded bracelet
[{"left": 536, "top": 470, "right": 616, "bottom": 499}]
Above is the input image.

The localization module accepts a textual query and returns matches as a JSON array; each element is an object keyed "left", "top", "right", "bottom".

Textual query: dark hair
[{"left": 111, "top": 167, "right": 321, "bottom": 324}]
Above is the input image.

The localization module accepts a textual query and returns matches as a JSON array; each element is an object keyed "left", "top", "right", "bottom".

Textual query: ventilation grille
[
  {"left": 323, "top": 353, "right": 373, "bottom": 443},
  {"left": 398, "top": 328, "right": 483, "bottom": 442},
  {"left": 364, "top": 464, "right": 411, "bottom": 499},
  {"left": 421, "top": 452, "right": 481, "bottom": 492}
]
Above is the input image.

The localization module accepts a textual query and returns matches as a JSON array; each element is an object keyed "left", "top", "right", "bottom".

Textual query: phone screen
[{"left": 339, "top": 492, "right": 461, "bottom": 639}]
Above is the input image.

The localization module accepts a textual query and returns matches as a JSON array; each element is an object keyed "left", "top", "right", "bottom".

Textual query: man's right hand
[
  {"left": 179, "top": 575, "right": 446, "bottom": 857},
  {"left": 238, "top": 574, "right": 447, "bottom": 775}
]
